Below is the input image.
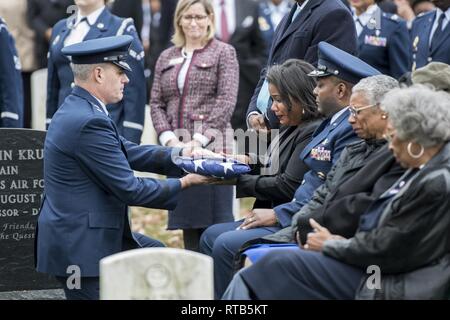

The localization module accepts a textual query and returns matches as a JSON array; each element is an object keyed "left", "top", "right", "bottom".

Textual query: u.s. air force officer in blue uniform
[
  {"left": 36, "top": 35, "right": 211, "bottom": 300},
  {"left": 410, "top": 0, "right": 450, "bottom": 70},
  {"left": 0, "top": 17, "right": 23, "bottom": 127},
  {"left": 350, "top": 0, "right": 411, "bottom": 78},
  {"left": 200, "top": 42, "right": 380, "bottom": 298},
  {"left": 46, "top": 0, "right": 146, "bottom": 143}
]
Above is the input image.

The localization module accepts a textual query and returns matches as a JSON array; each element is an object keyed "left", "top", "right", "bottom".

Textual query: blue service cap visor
[
  {"left": 62, "top": 35, "right": 133, "bottom": 71},
  {"left": 70, "top": 52, "right": 132, "bottom": 72}
]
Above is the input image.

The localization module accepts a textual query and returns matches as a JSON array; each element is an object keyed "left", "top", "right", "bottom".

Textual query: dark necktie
[
  {"left": 79, "top": 17, "right": 89, "bottom": 26},
  {"left": 430, "top": 13, "right": 445, "bottom": 52},
  {"left": 220, "top": 0, "right": 230, "bottom": 42}
]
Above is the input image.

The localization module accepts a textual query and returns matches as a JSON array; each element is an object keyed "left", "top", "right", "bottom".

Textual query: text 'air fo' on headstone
[{"left": 0, "top": 129, "right": 59, "bottom": 292}]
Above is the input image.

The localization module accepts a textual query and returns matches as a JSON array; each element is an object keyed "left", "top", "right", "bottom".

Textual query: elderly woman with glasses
[{"left": 223, "top": 85, "right": 450, "bottom": 300}]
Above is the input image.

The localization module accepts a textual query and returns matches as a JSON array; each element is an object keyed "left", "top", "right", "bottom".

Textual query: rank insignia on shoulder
[{"left": 413, "top": 36, "right": 419, "bottom": 49}]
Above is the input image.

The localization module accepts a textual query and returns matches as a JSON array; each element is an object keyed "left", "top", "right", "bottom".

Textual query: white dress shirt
[
  {"left": 352, "top": 4, "right": 379, "bottom": 37},
  {"left": 213, "top": 0, "right": 236, "bottom": 39},
  {"left": 64, "top": 5, "right": 105, "bottom": 47},
  {"left": 92, "top": 94, "right": 108, "bottom": 116},
  {"left": 429, "top": 7, "right": 450, "bottom": 47},
  {"left": 330, "top": 107, "right": 349, "bottom": 125}
]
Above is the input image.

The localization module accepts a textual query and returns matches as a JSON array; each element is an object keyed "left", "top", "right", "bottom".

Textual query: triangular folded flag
[{"left": 174, "top": 156, "right": 251, "bottom": 179}]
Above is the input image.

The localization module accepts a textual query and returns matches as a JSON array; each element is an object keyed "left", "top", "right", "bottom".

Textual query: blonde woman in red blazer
[{"left": 150, "top": 0, "right": 239, "bottom": 251}]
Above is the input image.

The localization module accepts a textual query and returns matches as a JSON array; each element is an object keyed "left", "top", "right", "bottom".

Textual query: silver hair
[
  {"left": 352, "top": 75, "right": 399, "bottom": 105},
  {"left": 70, "top": 63, "right": 95, "bottom": 81},
  {"left": 381, "top": 85, "right": 450, "bottom": 147}
]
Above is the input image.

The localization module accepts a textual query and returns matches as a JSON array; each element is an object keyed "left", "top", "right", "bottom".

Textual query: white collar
[
  {"left": 92, "top": 94, "right": 108, "bottom": 115},
  {"left": 297, "top": 0, "right": 309, "bottom": 12},
  {"left": 352, "top": 4, "right": 379, "bottom": 25},
  {"left": 75, "top": 5, "right": 105, "bottom": 26},
  {"left": 330, "top": 107, "right": 349, "bottom": 125},
  {"left": 436, "top": 7, "right": 450, "bottom": 21}
]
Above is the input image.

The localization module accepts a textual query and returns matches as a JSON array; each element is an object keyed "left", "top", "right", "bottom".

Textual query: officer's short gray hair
[
  {"left": 352, "top": 75, "right": 399, "bottom": 106},
  {"left": 381, "top": 85, "right": 450, "bottom": 147},
  {"left": 71, "top": 63, "right": 95, "bottom": 81}
]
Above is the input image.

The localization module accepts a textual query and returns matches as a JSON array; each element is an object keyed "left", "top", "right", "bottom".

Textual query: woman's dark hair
[{"left": 266, "top": 59, "right": 321, "bottom": 122}]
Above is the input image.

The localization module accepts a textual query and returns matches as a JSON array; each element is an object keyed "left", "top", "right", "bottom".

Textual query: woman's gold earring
[{"left": 381, "top": 114, "right": 387, "bottom": 119}]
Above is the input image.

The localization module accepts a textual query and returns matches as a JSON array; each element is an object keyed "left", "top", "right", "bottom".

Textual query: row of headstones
[{"left": 0, "top": 129, "right": 212, "bottom": 299}]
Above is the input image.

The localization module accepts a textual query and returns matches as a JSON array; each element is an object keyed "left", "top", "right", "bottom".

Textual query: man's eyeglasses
[
  {"left": 181, "top": 15, "right": 209, "bottom": 23},
  {"left": 349, "top": 104, "right": 378, "bottom": 117}
]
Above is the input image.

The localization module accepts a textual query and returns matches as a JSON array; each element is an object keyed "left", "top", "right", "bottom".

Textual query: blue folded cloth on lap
[{"left": 174, "top": 156, "right": 251, "bottom": 179}]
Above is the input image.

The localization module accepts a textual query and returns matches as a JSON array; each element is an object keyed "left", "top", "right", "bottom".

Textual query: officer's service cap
[
  {"left": 308, "top": 41, "right": 381, "bottom": 84},
  {"left": 61, "top": 35, "right": 133, "bottom": 72}
]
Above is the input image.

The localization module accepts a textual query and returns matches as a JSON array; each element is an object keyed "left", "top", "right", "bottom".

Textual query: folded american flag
[{"left": 174, "top": 156, "right": 251, "bottom": 179}]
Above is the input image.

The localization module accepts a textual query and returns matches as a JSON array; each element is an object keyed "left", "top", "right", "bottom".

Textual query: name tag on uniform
[
  {"left": 310, "top": 146, "right": 331, "bottom": 162},
  {"left": 169, "top": 57, "right": 184, "bottom": 66},
  {"left": 364, "top": 35, "right": 387, "bottom": 47}
]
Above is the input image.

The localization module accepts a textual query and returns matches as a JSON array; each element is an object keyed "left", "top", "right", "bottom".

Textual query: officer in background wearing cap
[
  {"left": 410, "top": 0, "right": 450, "bottom": 70},
  {"left": 350, "top": 0, "right": 411, "bottom": 79},
  {"left": 36, "top": 35, "right": 212, "bottom": 300},
  {"left": 200, "top": 42, "right": 381, "bottom": 299},
  {"left": 0, "top": 17, "right": 23, "bottom": 128},
  {"left": 46, "top": 0, "right": 146, "bottom": 144}
]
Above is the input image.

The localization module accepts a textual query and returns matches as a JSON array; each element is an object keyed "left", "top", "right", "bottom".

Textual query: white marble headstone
[{"left": 100, "top": 248, "right": 213, "bottom": 300}]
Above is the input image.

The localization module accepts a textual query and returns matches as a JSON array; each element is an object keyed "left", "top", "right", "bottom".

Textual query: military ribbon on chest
[
  {"left": 364, "top": 35, "right": 387, "bottom": 47},
  {"left": 310, "top": 145, "right": 331, "bottom": 162}
]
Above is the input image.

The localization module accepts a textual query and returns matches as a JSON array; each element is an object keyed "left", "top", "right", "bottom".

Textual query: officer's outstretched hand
[{"left": 179, "top": 173, "right": 220, "bottom": 189}]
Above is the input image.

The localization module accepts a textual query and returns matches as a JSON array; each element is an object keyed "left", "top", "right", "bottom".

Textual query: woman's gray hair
[
  {"left": 381, "top": 85, "right": 450, "bottom": 147},
  {"left": 352, "top": 75, "right": 399, "bottom": 105}
]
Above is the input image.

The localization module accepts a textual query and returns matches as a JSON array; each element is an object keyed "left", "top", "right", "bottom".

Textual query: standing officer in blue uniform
[
  {"left": 0, "top": 17, "right": 23, "bottom": 127},
  {"left": 410, "top": 0, "right": 450, "bottom": 70},
  {"left": 200, "top": 42, "right": 381, "bottom": 299},
  {"left": 36, "top": 35, "right": 211, "bottom": 300},
  {"left": 46, "top": 0, "right": 146, "bottom": 143},
  {"left": 350, "top": 0, "right": 411, "bottom": 79}
]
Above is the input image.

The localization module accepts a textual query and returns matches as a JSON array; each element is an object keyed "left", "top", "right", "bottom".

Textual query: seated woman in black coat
[
  {"left": 223, "top": 85, "right": 450, "bottom": 300},
  {"left": 233, "top": 59, "right": 322, "bottom": 209},
  {"left": 200, "top": 59, "right": 322, "bottom": 298}
]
